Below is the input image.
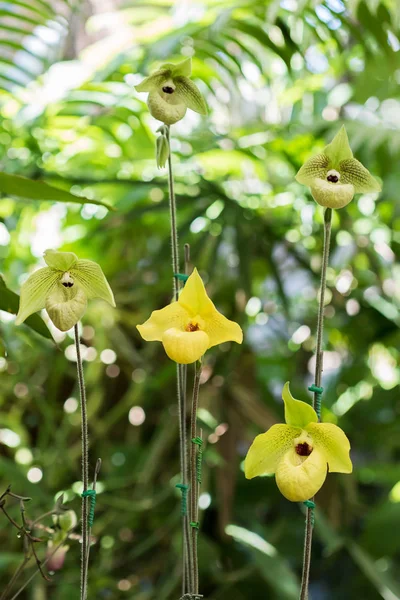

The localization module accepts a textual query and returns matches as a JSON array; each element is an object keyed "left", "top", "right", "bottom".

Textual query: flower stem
[
  {"left": 299, "top": 207, "right": 332, "bottom": 600},
  {"left": 189, "top": 363, "right": 202, "bottom": 595},
  {"left": 166, "top": 125, "right": 191, "bottom": 595},
  {"left": 74, "top": 324, "right": 89, "bottom": 600}
]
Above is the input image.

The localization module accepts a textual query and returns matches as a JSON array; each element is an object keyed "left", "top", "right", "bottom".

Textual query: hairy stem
[
  {"left": 74, "top": 324, "right": 89, "bottom": 600},
  {"left": 300, "top": 208, "right": 332, "bottom": 600},
  {"left": 166, "top": 125, "right": 191, "bottom": 595},
  {"left": 189, "top": 363, "right": 202, "bottom": 595}
]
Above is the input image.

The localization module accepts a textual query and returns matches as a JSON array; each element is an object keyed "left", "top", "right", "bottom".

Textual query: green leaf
[
  {"left": 175, "top": 77, "right": 207, "bottom": 115},
  {"left": 0, "top": 276, "right": 52, "bottom": 340},
  {"left": 282, "top": 382, "right": 318, "bottom": 428},
  {"left": 0, "top": 172, "right": 114, "bottom": 209}
]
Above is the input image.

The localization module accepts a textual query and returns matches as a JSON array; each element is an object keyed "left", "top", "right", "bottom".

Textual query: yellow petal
[
  {"left": 45, "top": 284, "right": 87, "bottom": 332},
  {"left": 179, "top": 269, "right": 243, "bottom": 347},
  {"left": 203, "top": 310, "right": 243, "bottom": 348},
  {"left": 162, "top": 328, "right": 209, "bottom": 364},
  {"left": 178, "top": 268, "right": 214, "bottom": 316},
  {"left": 310, "top": 178, "right": 354, "bottom": 209},
  {"left": 306, "top": 422, "right": 352, "bottom": 473},
  {"left": 245, "top": 424, "right": 300, "bottom": 479},
  {"left": 137, "top": 302, "right": 189, "bottom": 341},
  {"left": 282, "top": 382, "right": 318, "bottom": 428},
  {"left": 275, "top": 447, "right": 328, "bottom": 502}
]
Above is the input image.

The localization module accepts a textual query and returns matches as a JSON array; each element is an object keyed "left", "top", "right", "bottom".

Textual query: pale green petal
[
  {"left": 282, "top": 382, "right": 318, "bottom": 428},
  {"left": 339, "top": 158, "right": 381, "bottom": 193},
  {"left": 307, "top": 422, "right": 352, "bottom": 473},
  {"left": 147, "top": 90, "right": 187, "bottom": 125},
  {"left": 295, "top": 153, "right": 329, "bottom": 186},
  {"left": 275, "top": 446, "right": 328, "bottom": 502},
  {"left": 16, "top": 267, "right": 59, "bottom": 325},
  {"left": 71, "top": 260, "right": 115, "bottom": 306},
  {"left": 46, "top": 284, "right": 87, "bottom": 332},
  {"left": 171, "top": 57, "right": 192, "bottom": 77},
  {"left": 135, "top": 70, "right": 169, "bottom": 93},
  {"left": 175, "top": 77, "right": 207, "bottom": 115},
  {"left": 311, "top": 178, "right": 354, "bottom": 209},
  {"left": 324, "top": 125, "right": 353, "bottom": 166},
  {"left": 244, "top": 424, "right": 300, "bottom": 478},
  {"left": 44, "top": 249, "right": 78, "bottom": 271}
]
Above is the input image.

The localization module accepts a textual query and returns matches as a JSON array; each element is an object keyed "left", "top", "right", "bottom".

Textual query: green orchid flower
[
  {"left": 135, "top": 57, "right": 207, "bottom": 125},
  {"left": 296, "top": 126, "right": 381, "bottom": 209},
  {"left": 245, "top": 382, "right": 352, "bottom": 502},
  {"left": 16, "top": 249, "right": 115, "bottom": 332}
]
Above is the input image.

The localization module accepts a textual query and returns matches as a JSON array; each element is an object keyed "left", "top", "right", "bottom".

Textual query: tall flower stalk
[{"left": 299, "top": 208, "right": 332, "bottom": 600}]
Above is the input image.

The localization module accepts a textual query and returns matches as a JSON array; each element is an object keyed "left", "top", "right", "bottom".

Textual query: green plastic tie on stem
[
  {"left": 190, "top": 521, "right": 199, "bottom": 530},
  {"left": 303, "top": 499, "right": 316, "bottom": 527},
  {"left": 192, "top": 437, "right": 203, "bottom": 485},
  {"left": 81, "top": 489, "right": 96, "bottom": 528},
  {"left": 175, "top": 483, "right": 189, "bottom": 516},
  {"left": 174, "top": 273, "right": 189, "bottom": 282},
  {"left": 308, "top": 384, "right": 323, "bottom": 419}
]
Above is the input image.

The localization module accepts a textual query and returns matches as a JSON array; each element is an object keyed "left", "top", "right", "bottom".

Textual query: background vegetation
[{"left": 0, "top": 0, "right": 399, "bottom": 598}]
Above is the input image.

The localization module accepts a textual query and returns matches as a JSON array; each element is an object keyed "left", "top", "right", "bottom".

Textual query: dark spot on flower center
[
  {"left": 186, "top": 323, "right": 200, "bottom": 332},
  {"left": 327, "top": 174, "right": 339, "bottom": 183},
  {"left": 295, "top": 442, "right": 313, "bottom": 456},
  {"left": 162, "top": 86, "right": 174, "bottom": 94},
  {"left": 62, "top": 282, "right": 74, "bottom": 288}
]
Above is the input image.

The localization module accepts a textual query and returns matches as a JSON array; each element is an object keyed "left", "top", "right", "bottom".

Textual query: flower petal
[
  {"left": 147, "top": 90, "right": 187, "bottom": 125},
  {"left": 16, "top": 267, "right": 59, "bottom": 325},
  {"left": 282, "top": 382, "right": 318, "bottom": 428},
  {"left": 275, "top": 446, "right": 328, "bottom": 502},
  {"left": 71, "top": 260, "right": 115, "bottom": 307},
  {"left": 295, "top": 153, "right": 329, "bottom": 186},
  {"left": 135, "top": 70, "right": 169, "bottom": 93},
  {"left": 203, "top": 310, "right": 243, "bottom": 348},
  {"left": 323, "top": 125, "right": 353, "bottom": 167},
  {"left": 310, "top": 178, "right": 354, "bottom": 209},
  {"left": 174, "top": 77, "right": 207, "bottom": 115},
  {"left": 137, "top": 302, "right": 189, "bottom": 341},
  {"left": 178, "top": 268, "right": 214, "bottom": 316},
  {"left": 44, "top": 249, "right": 78, "bottom": 271},
  {"left": 339, "top": 158, "right": 381, "bottom": 193},
  {"left": 244, "top": 424, "right": 300, "bottom": 478},
  {"left": 306, "top": 422, "right": 352, "bottom": 473},
  {"left": 45, "top": 284, "right": 87, "bottom": 332},
  {"left": 171, "top": 57, "right": 192, "bottom": 77},
  {"left": 162, "top": 328, "right": 209, "bottom": 364}
]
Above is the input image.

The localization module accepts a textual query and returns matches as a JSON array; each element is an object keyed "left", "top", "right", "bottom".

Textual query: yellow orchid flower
[
  {"left": 245, "top": 382, "right": 352, "bottom": 502},
  {"left": 137, "top": 268, "right": 243, "bottom": 364}
]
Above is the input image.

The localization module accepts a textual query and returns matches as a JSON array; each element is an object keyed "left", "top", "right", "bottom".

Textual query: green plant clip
[
  {"left": 175, "top": 483, "right": 189, "bottom": 516},
  {"left": 308, "top": 384, "right": 323, "bottom": 419},
  {"left": 81, "top": 490, "right": 97, "bottom": 528},
  {"left": 190, "top": 521, "right": 200, "bottom": 530},
  {"left": 192, "top": 437, "right": 203, "bottom": 484},
  {"left": 174, "top": 273, "right": 189, "bottom": 282}
]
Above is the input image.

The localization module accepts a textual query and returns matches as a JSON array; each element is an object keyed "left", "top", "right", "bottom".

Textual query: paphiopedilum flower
[
  {"left": 245, "top": 382, "right": 352, "bottom": 502},
  {"left": 137, "top": 268, "right": 242, "bottom": 364},
  {"left": 135, "top": 57, "right": 207, "bottom": 125},
  {"left": 296, "top": 126, "right": 381, "bottom": 209},
  {"left": 16, "top": 249, "right": 115, "bottom": 332}
]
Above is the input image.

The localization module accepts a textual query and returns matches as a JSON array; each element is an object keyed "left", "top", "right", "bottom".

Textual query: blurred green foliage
[{"left": 0, "top": 0, "right": 399, "bottom": 599}]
